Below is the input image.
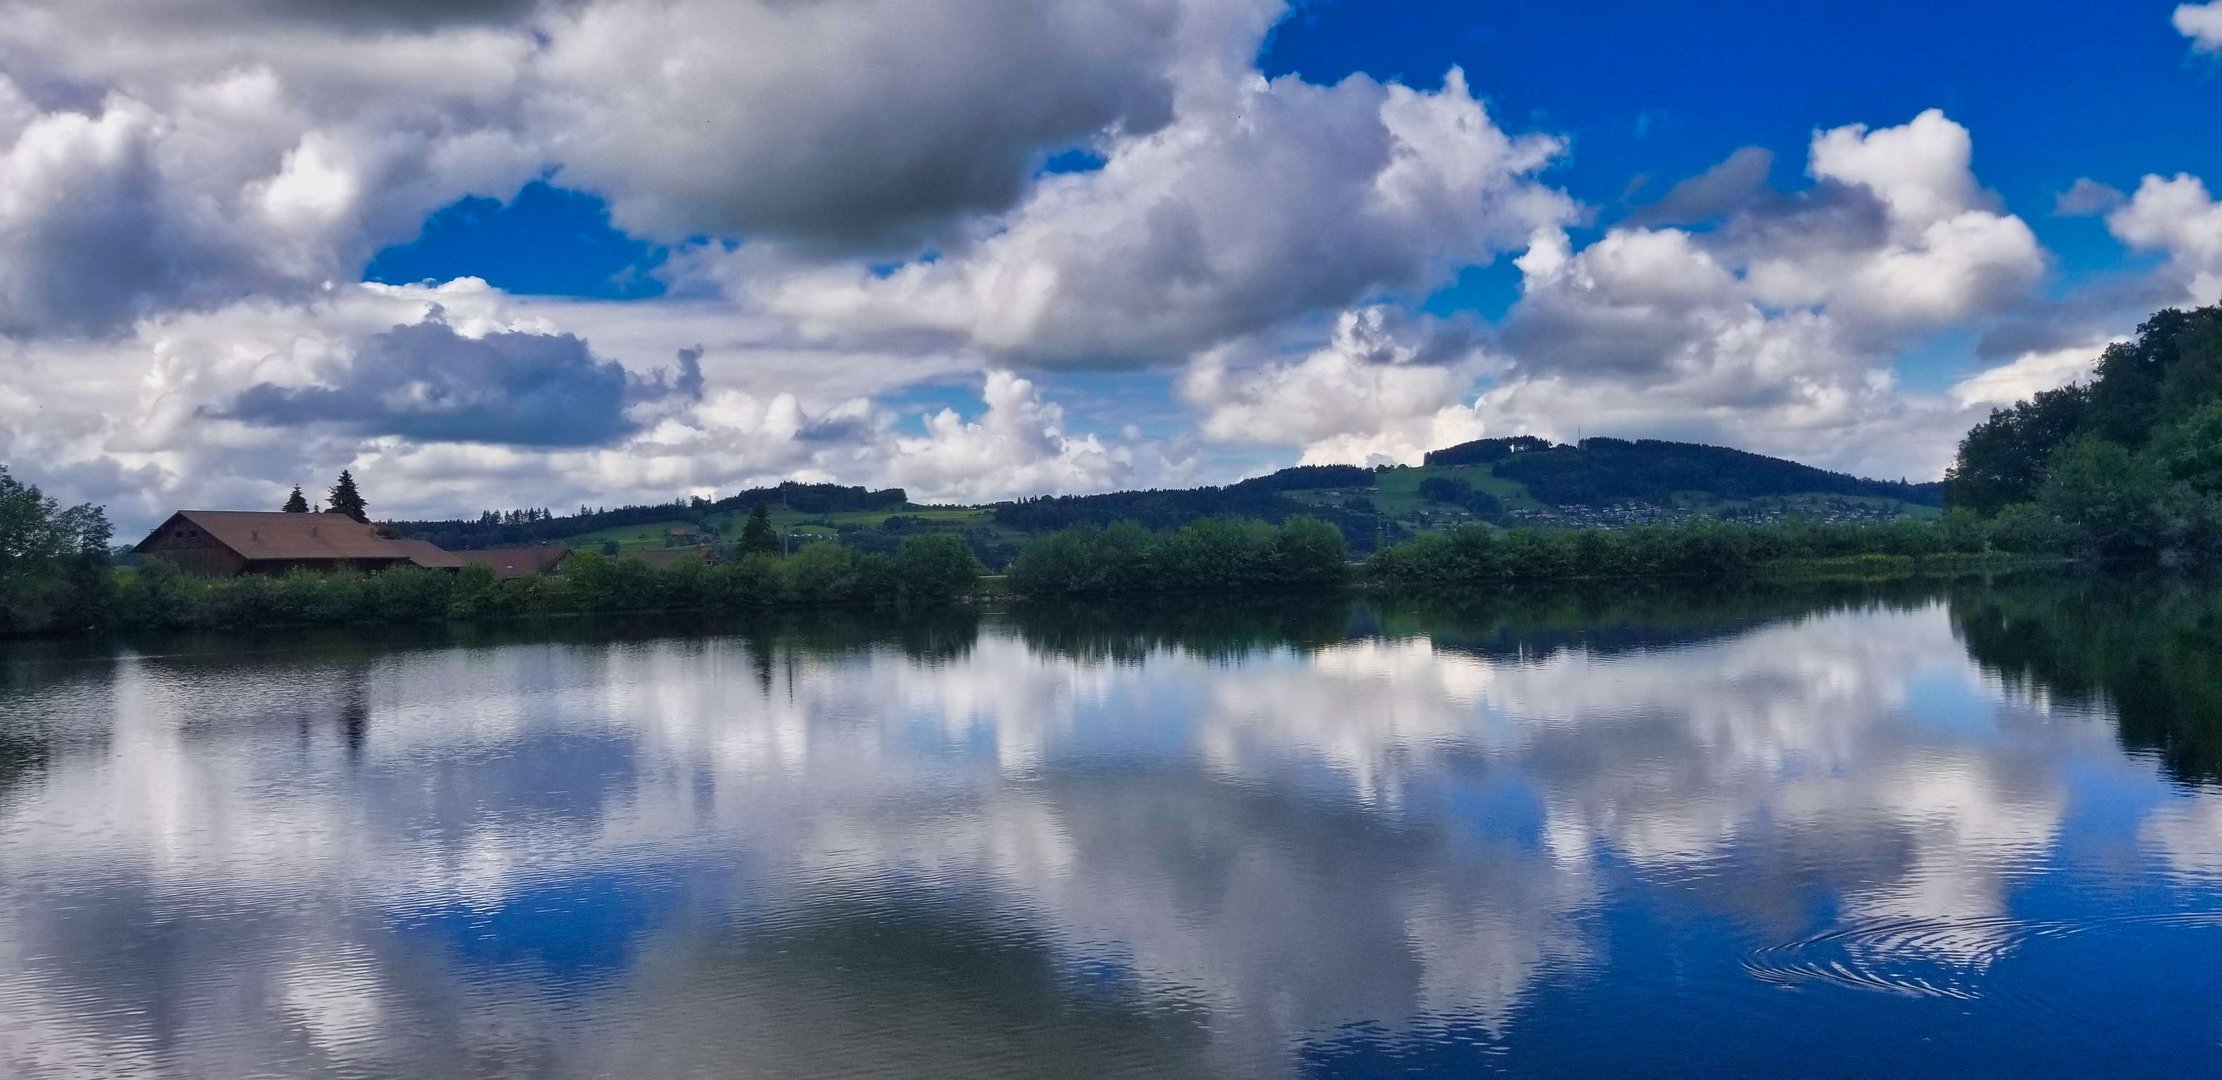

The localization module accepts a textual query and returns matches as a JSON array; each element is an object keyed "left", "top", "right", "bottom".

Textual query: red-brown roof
[
  {"left": 136, "top": 511, "right": 411, "bottom": 562},
  {"left": 457, "top": 547, "right": 572, "bottom": 578},
  {"left": 391, "top": 538, "right": 467, "bottom": 569}
]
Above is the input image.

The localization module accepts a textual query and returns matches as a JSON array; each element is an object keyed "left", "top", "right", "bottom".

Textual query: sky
[{"left": 3, "top": 0, "right": 2221, "bottom": 531}]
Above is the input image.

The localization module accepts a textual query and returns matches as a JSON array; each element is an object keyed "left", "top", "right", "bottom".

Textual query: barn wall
[{"left": 139, "top": 522, "right": 247, "bottom": 576}]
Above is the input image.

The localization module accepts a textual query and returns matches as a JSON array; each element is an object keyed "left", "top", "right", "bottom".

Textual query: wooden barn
[
  {"left": 134, "top": 511, "right": 461, "bottom": 576},
  {"left": 456, "top": 547, "right": 572, "bottom": 579}
]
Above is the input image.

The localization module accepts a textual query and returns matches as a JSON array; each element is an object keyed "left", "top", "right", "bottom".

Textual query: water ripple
[{"left": 1745, "top": 911, "right": 2222, "bottom": 1001}]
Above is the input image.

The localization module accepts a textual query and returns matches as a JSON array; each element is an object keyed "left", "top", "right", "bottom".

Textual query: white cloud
[
  {"left": 533, "top": 0, "right": 1228, "bottom": 250},
  {"left": 1173, "top": 110, "right": 2062, "bottom": 481},
  {"left": 2176, "top": 1, "right": 2222, "bottom": 52},
  {"left": 2108, "top": 173, "right": 2222, "bottom": 305},
  {"left": 0, "top": 7, "right": 539, "bottom": 337},
  {"left": 1461, "top": 112, "right": 2047, "bottom": 478},
  {"left": 0, "top": 2, "right": 2168, "bottom": 511},
  {"left": 0, "top": 279, "right": 1162, "bottom": 530},
  {"left": 884, "top": 370, "right": 1146, "bottom": 503},
  {"left": 1181, "top": 307, "right": 1495, "bottom": 465},
  {"left": 753, "top": 67, "right": 1572, "bottom": 366},
  {"left": 1948, "top": 342, "right": 2108, "bottom": 410},
  {"left": 1752, "top": 110, "right": 2043, "bottom": 334}
]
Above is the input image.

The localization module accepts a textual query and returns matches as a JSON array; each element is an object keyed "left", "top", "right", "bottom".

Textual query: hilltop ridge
[{"left": 390, "top": 435, "right": 1941, "bottom": 562}]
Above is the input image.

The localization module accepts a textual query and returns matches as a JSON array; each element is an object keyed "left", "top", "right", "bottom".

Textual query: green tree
[
  {"left": 781, "top": 540, "right": 858, "bottom": 604},
  {"left": 2036, "top": 436, "right": 2177, "bottom": 561},
  {"left": 282, "top": 486, "right": 310, "bottom": 513},
  {"left": 891, "top": 533, "right": 982, "bottom": 605},
  {"left": 327, "top": 470, "right": 368, "bottom": 523},
  {"left": 0, "top": 465, "right": 112, "bottom": 634},
  {"left": 1269, "top": 516, "right": 1349, "bottom": 586},
  {"left": 1945, "top": 383, "right": 2091, "bottom": 513},
  {"left": 738, "top": 503, "right": 779, "bottom": 556}
]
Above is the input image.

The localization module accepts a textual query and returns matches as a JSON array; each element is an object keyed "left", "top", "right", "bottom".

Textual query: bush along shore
[
  {"left": 1357, "top": 516, "right": 2062, "bottom": 591},
  {"left": 0, "top": 463, "right": 2079, "bottom": 638},
  {"left": 90, "top": 534, "right": 986, "bottom": 634},
  {"left": 8, "top": 513, "right": 2078, "bottom": 637},
  {"left": 1004, "top": 514, "right": 2063, "bottom": 599}
]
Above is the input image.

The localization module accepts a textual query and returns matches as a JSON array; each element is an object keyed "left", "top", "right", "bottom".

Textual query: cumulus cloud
[
  {"left": 754, "top": 67, "right": 1574, "bottom": 365},
  {"left": 0, "top": 9, "right": 538, "bottom": 338},
  {"left": 1466, "top": 111, "right": 2048, "bottom": 478},
  {"left": 534, "top": 0, "right": 1205, "bottom": 250},
  {"left": 224, "top": 310, "right": 700, "bottom": 447},
  {"left": 2107, "top": 173, "right": 2222, "bottom": 304},
  {"left": 1182, "top": 307, "right": 1495, "bottom": 465},
  {"left": 1167, "top": 110, "right": 2060, "bottom": 480},
  {"left": 2176, "top": 1, "right": 2222, "bottom": 52},
  {"left": 884, "top": 370, "right": 1143, "bottom": 502},
  {"left": 0, "top": 0, "right": 2167, "bottom": 512}
]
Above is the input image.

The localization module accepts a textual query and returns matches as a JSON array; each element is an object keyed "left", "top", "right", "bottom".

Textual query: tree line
[
  {"left": 101, "top": 533, "right": 983, "bottom": 633},
  {"left": 1003, "top": 517, "right": 1351, "bottom": 596},
  {"left": 1359, "top": 516, "right": 2041, "bottom": 589},
  {"left": 1946, "top": 304, "right": 2222, "bottom": 563},
  {"left": 392, "top": 481, "right": 907, "bottom": 550}
]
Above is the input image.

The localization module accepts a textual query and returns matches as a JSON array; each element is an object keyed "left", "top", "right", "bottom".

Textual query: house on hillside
[
  {"left": 134, "top": 511, "right": 463, "bottom": 576},
  {"left": 457, "top": 547, "right": 572, "bottom": 579}
]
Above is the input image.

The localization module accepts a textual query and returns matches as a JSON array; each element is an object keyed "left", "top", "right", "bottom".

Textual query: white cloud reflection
[{"left": 0, "top": 597, "right": 2204, "bottom": 1074}]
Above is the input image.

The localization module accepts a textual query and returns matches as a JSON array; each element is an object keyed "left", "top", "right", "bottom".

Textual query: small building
[
  {"left": 134, "top": 511, "right": 463, "bottom": 576},
  {"left": 456, "top": 547, "right": 573, "bottom": 579}
]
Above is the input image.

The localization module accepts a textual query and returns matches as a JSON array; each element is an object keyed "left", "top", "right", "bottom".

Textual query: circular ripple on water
[{"left": 1742, "top": 911, "right": 2222, "bottom": 1004}]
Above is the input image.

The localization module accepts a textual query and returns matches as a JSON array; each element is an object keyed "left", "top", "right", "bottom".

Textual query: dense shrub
[
  {"left": 37, "top": 540, "right": 985, "bottom": 637},
  {"left": 1363, "top": 517, "right": 2052, "bottom": 590},
  {"left": 1004, "top": 517, "right": 1349, "bottom": 597}
]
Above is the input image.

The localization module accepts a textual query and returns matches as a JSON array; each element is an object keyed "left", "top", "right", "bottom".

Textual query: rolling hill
[{"left": 389, "top": 437, "right": 1943, "bottom": 562}]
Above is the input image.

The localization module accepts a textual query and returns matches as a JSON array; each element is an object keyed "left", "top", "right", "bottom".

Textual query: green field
[
  {"left": 1371, "top": 464, "right": 1540, "bottom": 518},
  {"left": 501, "top": 473, "right": 1937, "bottom": 557}
]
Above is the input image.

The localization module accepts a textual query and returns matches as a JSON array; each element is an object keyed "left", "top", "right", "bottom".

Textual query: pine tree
[
  {"left": 282, "top": 486, "right": 310, "bottom": 513},
  {"left": 327, "top": 470, "right": 368, "bottom": 523},
  {"left": 738, "top": 503, "right": 779, "bottom": 556}
]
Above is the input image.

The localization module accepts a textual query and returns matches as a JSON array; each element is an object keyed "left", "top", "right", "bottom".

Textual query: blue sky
[
  {"left": 373, "top": 0, "right": 2217, "bottom": 311},
  {"left": 3, "top": 0, "right": 2219, "bottom": 525}
]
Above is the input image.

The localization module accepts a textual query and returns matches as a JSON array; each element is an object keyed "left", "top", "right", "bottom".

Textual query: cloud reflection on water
[{"left": 0, "top": 586, "right": 2214, "bottom": 1076}]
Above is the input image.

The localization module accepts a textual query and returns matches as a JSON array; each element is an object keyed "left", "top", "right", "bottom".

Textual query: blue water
[{"left": 2, "top": 579, "right": 2219, "bottom": 1077}]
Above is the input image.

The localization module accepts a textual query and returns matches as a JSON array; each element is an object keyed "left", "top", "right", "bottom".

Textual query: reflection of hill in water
[
  {"left": 1006, "top": 595, "right": 1362, "bottom": 664},
  {"left": 1951, "top": 575, "right": 2222, "bottom": 788},
  {"left": 1005, "top": 579, "right": 1957, "bottom": 667},
  {"left": 1387, "top": 578, "right": 1951, "bottom": 664}
]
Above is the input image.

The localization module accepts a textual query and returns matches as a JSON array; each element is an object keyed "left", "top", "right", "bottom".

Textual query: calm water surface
[{"left": 3, "top": 577, "right": 2221, "bottom": 1077}]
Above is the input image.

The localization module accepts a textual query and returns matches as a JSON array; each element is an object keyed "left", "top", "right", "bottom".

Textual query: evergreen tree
[
  {"left": 327, "top": 470, "right": 368, "bottom": 523},
  {"left": 282, "top": 486, "right": 310, "bottom": 513},
  {"left": 738, "top": 503, "right": 779, "bottom": 555}
]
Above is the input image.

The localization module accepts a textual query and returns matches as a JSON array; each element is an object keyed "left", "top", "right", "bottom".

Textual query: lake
[{"left": 2, "top": 575, "right": 2220, "bottom": 1077}]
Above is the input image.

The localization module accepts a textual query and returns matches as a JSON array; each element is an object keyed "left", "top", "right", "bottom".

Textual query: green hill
[{"left": 390, "top": 437, "right": 1943, "bottom": 564}]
